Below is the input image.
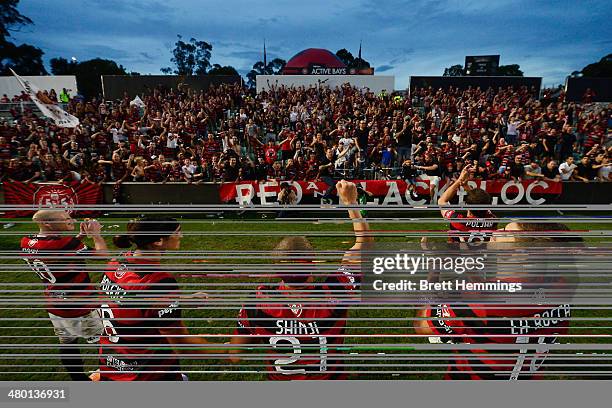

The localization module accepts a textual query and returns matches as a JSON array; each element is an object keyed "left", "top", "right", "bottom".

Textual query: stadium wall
[
  {"left": 101, "top": 75, "right": 242, "bottom": 100},
  {"left": 97, "top": 181, "right": 612, "bottom": 206},
  {"left": 565, "top": 77, "right": 612, "bottom": 102},
  {"left": 0, "top": 75, "right": 77, "bottom": 99},
  {"left": 409, "top": 76, "right": 542, "bottom": 92},
  {"left": 2, "top": 182, "right": 611, "bottom": 206},
  {"left": 2, "top": 182, "right": 611, "bottom": 210},
  {"left": 256, "top": 75, "right": 396, "bottom": 94}
]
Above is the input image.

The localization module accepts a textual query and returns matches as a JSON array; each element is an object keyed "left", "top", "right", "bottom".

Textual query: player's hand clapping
[{"left": 80, "top": 219, "right": 103, "bottom": 238}]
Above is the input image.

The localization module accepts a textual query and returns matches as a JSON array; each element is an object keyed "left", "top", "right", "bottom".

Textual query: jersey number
[
  {"left": 100, "top": 304, "right": 119, "bottom": 343},
  {"left": 510, "top": 335, "right": 556, "bottom": 380},
  {"left": 269, "top": 336, "right": 328, "bottom": 375},
  {"left": 24, "top": 258, "right": 56, "bottom": 284}
]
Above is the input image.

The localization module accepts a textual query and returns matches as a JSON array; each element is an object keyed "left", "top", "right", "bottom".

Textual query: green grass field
[{"left": 0, "top": 213, "right": 610, "bottom": 381}]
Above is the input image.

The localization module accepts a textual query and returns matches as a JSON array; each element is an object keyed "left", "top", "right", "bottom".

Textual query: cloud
[
  {"left": 376, "top": 65, "right": 394, "bottom": 72},
  {"left": 78, "top": 44, "right": 131, "bottom": 60},
  {"left": 257, "top": 17, "right": 280, "bottom": 25},
  {"left": 89, "top": 0, "right": 174, "bottom": 15},
  {"left": 14, "top": 0, "right": 611, "bottom": 82},
  {"left": 224, "top": 50, "right": 266, "bottom": 62},
  {"left": 139, "top": 52, "right": 156, "bottom": 61}
]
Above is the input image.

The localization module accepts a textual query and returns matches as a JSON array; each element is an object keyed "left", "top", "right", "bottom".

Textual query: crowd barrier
[{"left": 1, "top": 180, "right": 611, "bottom": 211}]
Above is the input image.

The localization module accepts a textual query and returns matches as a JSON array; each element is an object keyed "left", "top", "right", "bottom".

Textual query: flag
[
  {"left": 2, "top": 181, "right": 102, "bottom": 218},
  {"left": 263, "top": 39, "right": 267, "bottom": 70},
  {"left": 10, "top": 69, "right": 80, "bottom": 128},
  {"left": 130, "top": 95, "right": 146, "bottom": 109}
]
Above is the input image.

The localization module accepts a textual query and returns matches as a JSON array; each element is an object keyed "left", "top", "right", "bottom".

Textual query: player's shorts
[{"left": 48, "top": 309, "right": 104, "bottom": 344}]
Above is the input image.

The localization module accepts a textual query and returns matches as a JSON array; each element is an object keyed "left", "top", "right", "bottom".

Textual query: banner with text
[{"left": 219, "top": 178, "right": 562, "bottom": 206}]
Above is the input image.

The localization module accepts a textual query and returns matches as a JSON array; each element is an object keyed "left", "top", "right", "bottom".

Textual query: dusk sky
[{"left": 12, "top": 0, "right": 612, "bottom": 88}]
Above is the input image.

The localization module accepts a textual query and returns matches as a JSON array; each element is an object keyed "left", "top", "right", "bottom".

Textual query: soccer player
[
  {"left": 85, "top": 216, "right": 221, "bottom": 381},
  {"left": 20, "top": 210, "right": 105, "bottom": 381},
  {"left": 414, "top": 222, "right": 578, "bottom": 380},
  {"left": 228, "top": 180, "right": 371, "bottom": 379},
  {"left": 438, "top": 164, "right": 497, "bottom": 244}
]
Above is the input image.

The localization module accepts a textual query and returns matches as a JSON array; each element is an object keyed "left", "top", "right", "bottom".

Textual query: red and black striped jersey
[
  {"left": 20, "top": 235, "right": 97, "bottom": 317},
  {"left": 442, "top": 209, "right": 497, "bottom": 243},
  {"left": 98, "top": 256, "right": 183, "bottom": 381},
  {"left": 423, "top": 300, "right": 571, "bottom": 380},
  {"left": 234, "top": 266, "right": 359, "bottom": 380},
  {"left": 111, "top": 161, "right": 128, "bottom": 181}
]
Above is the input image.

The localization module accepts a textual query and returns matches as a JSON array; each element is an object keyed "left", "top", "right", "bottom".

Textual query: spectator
[
  {"left": 416, "top": 153, "right": 440, "bottom": 200},
  {"left": 181, "top": 158, "right": 197, "bottom": 182},
  {"left": 59, "top": 88, "right": 71, "bottom": 103},
  {"left": 559, "top": 156, "right": 577, "bottom": 181},
  {"left": 0, "top": 83, "right": 607, "bottom": 190},
  {"left": 523, "top": 161, "right": 544, "bottom": 180},
  {"left": 401, "top": 159, "right": 419, "bottom": 191},
  {"left": 508, "top": 155, "right": 525, "bottom": 181},
  {"left": 318, "top": 148, "right": 336, "bottom": 201},
  {"left": 542, "top": 160, "right": 561, "bottom": 181},
  {"left": 574, "top": 156, "right": 595, "bottom": 182}
]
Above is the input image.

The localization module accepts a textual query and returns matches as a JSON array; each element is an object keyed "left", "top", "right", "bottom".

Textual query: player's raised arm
[
  {"left": 336, "top": 180, "right": 373, "bottom": 265},
  {"left": 437, "top": 164, "right": 472, "bottom": 216}
]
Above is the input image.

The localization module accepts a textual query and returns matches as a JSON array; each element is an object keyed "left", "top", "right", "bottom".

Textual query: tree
[
  {"left": 0, "top": 0, "right": 47, "bottom": 75},
  {"left": 246, "top": 58, "right": 286, "bottom": 88},
  {"left": 50, "top": 57, "right": 77, "bottom": 75},
  {"left": 1, "top": 42, "right": 46, "bottom": 75},
  {"left": 50, "top": 57, "right": 128, "bottom": 98},
  {"left": 443, "top": 64, "right": 464, "bottom": 76},
  {"left": 335, "top": 48, "right": 370, "bottom": 70},
  {"left": 0, "top": 0, "right": 32, "bottom": 43},
  {"left": 497, "top": 64, "right": 523, "bottom": 76},
  {"left": 208, "top": 64, "right": 240, "bottom": 76},
  {"left": 161, "top": 35, "right": 212, "bottom": 75},
  {"left": 336, "top": 49, "right": 355, "bottom": 67},
  {"left": 580, "top": 54, "right": 612, "bottom": 77}
]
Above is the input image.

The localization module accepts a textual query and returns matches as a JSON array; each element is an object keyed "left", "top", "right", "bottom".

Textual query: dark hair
[
  {"left": 272, "top": 236, "right": 314, "bottom": 284},
  {"left": 113, "top": 216, "right": 180, "bottom": 249},
  {"left": 465, "top": 188, "right": 492, "bottom": 217}
]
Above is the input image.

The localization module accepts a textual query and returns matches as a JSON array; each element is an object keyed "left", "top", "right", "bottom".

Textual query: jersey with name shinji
[
  {"left": 234, "top": 266, "right": 359, "bottom": 380},
  {"left": 424, "top": 301, "right": 571, "bottom": 380},
  {"left": 20, "top": 235, "right": 97, "bottom": 317},
  {"left": 442, "top": 209, "right": 497, "bottom": 243},
  {"left": 98, "top": 256, "right": 183, "bottom": 381}
]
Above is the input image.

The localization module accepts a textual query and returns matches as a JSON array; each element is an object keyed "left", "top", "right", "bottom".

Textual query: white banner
[
  {"left": 10, "top": 69, "right": 80, "bottom": 128},
  {"left": 130, "top": 95, "right": 145, "bottom": 108}
]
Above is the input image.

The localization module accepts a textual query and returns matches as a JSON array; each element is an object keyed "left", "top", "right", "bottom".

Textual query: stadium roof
[{"left": 282, "top": 48, "right": 346, "bottom": 74}]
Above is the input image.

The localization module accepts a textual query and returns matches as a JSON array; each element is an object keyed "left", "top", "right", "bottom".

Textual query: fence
[{"left": 1, "top": 180, "right": 611, "bottom": 210}]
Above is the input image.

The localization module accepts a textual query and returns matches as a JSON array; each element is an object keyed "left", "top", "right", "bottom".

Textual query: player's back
[
  {"left": 20, "top": 235, "right": 96, "bottom": 317},
  {"left": 425, "top": 300, "right": 571, "bottom": 380},
  {"left": 442, "top": 209, "right": 498, "bottom": 243},
  {"left": 236, "top": 268, "right": 358, "bottom": 380},
  {"left": 98, "top": 257, "right": 182, "bottom": 381}
]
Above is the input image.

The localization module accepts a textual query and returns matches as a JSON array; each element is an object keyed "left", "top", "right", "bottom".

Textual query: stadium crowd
[{"left": 0, "top": 83, "right": 610, "bottom": 188}]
